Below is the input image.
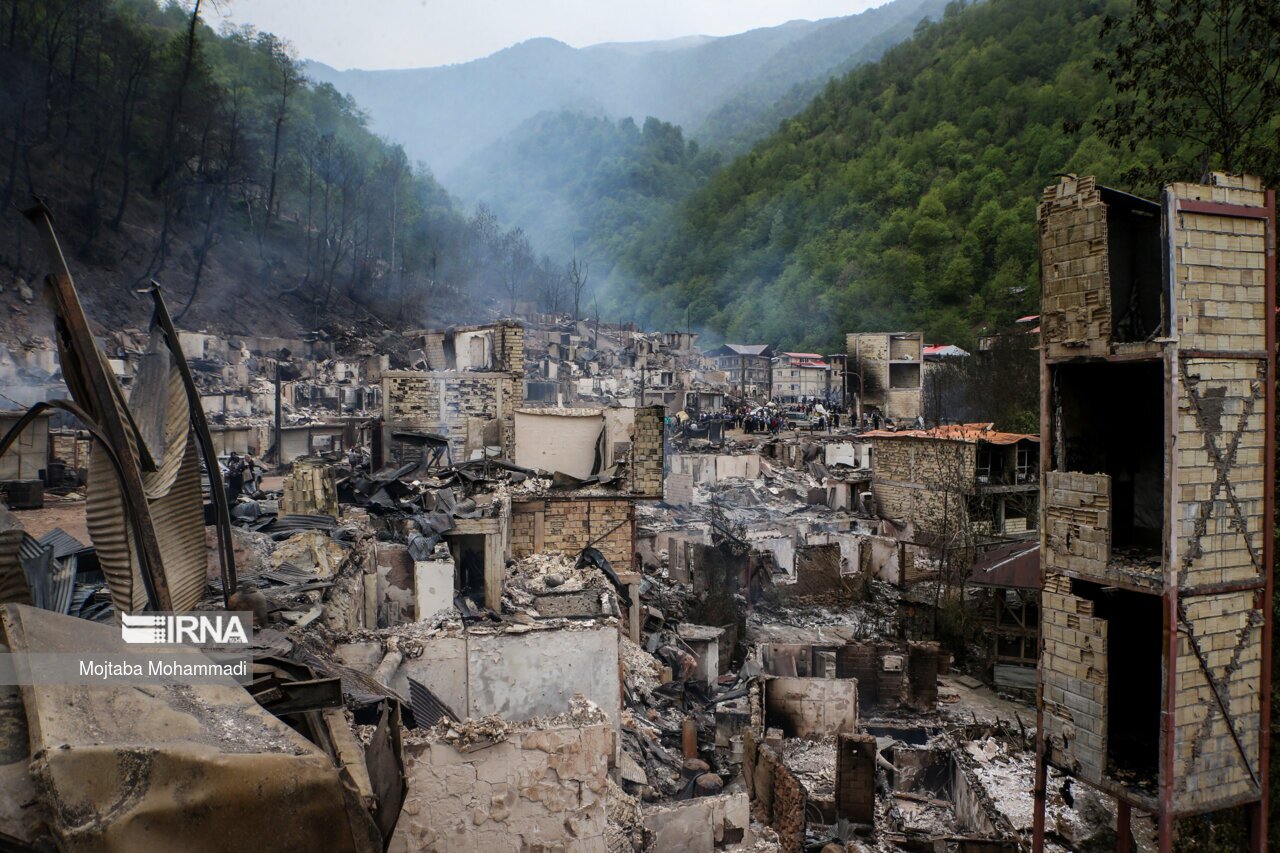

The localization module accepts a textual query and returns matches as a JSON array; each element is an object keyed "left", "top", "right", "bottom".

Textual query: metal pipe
[{"left": 1252, "top": 185, "right": 1276, "bottom": 852}]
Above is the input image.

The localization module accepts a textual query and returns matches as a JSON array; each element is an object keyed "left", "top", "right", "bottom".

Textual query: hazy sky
[{"left": 220, "top": 0, "right": 887, "bottom": 70}]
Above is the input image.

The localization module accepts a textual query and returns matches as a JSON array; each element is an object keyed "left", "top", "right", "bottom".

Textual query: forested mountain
[
  {"left": 448, "top": 112, "right": 721, "bottom": 285},
  {"left": 304, "top": 0, "right": 947, "bottom": 180},
  {"left": 0, "top": 0, "right": 559, "bottom": 339},
  {"left": 606, "top": 0, "right": 1149, "bottom": 351}
]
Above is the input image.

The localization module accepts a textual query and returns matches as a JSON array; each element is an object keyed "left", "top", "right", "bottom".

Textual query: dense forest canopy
[
  {"left": 0, "top": 0, "right": 567, "bottom": 333},
  {"left": 601, "top": 0, "right": 1176, "bottom": 351}
]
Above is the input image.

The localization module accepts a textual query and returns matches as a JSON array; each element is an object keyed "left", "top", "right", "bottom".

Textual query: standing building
[
  {"left": 770, "top": 352, "right": 831, "bottom": 403},
  {"left": 845, "top": 332, "right": 924, "bottom": 420},
  {"left": 704, "top": 344, "right": 774, "bottom": 399},
  {"left": 1032, "top": 173, "right": 1274, "bottom": 852}
]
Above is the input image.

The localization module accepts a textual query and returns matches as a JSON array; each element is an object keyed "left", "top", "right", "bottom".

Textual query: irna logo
[{"left": 120, "top": 613, "right": 251, "bottom": 645}]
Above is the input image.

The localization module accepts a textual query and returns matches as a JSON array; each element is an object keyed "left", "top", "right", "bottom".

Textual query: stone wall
[
  {"left": 390, "top": 723, "right": 609, "bottom": 853},
  {"left": 742, "top": 730, "right": 807, "bottom": 853},
  {"left": 511, "top": 498, "right": 633, "bottom": 568}
]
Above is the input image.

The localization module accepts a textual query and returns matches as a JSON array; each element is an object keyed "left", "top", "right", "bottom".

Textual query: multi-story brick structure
[
  {"left": 866, "top": 424, "right": 1040, "bottom": 546},
  {"left": 845, "top": 331, "right": 924, "bottom": 420},
  {"left": 1032, "top": 173, "right": 1275, "bottom": 852}
]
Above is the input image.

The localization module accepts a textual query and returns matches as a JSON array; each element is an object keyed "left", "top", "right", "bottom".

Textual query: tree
[
  {"left": 1096, "top": 0, "right": 1280, "bottom": 185},
  {"left": 568, "top": 250, "right": 589, "bottom": 320}
]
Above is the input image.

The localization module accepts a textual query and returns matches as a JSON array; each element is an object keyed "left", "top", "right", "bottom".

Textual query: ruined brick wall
[
  {"left": 1173, "top": 589, "right": 1263, "bottom": 810},
  {"left": 1166, "top": 174, "right": 1269, "bottom": 812},
  {"left": 381, "top": 370, "right": 522, "bottom": 459},
  {"left": 835, "top": 733, "right": 876, "bottom": 825},
  {"left": 496, "top": 322, "right": 525, "bottom": 374},
  {"left": 742, "top": 731, "right": 806, "bottom": 853},
  {"left": 870, "top": 437, "right": 975, "bottom": 537},
  {"left": 1039, "top": 574, "right": 1107, "bottom": 784},
  {"left": 510, "top": 498, "right": 633, "bottom": 567},
  {"left": 390, "top": 723, "right": 609, "bottom": 852},
  {"left": 1038, "top": 175, "right": 1110, "bottom": 357},
  {"left": 629, "top": 405, "right": 664, "bottom": 498},
  {"left": 1042, "top": 471, "right": 1114, "bottom": 581}
]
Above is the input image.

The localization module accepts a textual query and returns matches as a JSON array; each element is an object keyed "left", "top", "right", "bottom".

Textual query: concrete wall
[
  {"left": 391, "top": 723, "right": 609, "bottom": 853},
  {"left": 669, "top": 453, "right": 761, "bottom": 485},
  {"left": 514, "top": 409, "right": 603, "bottom": 478},
  {"left": 397, "top": 626, "right": 621, "bottom": 727},
  {"left": 468, "top": 628, "right": 620, "bottom": 725},
  {"left": 765, "top": 676, "right": 858, "bottom": 737},
  {"left": 0, "top": 414, "right": 48, "bottom": 480},
  {"left": 641, "top": 793, "right": 750, "bottom": 852}
]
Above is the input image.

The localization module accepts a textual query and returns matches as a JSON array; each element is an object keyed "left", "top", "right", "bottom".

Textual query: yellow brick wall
[
  {"left": 382, "top": 370, "right": 522, "bottom": 459},
  {"left": 1169, "top": 183, "right": 1268, "bottom": 353},
  {"left": 870, "top": 437, "right": 975, "bottom": 538},
  {"left": 510, "top": 498, "right": 634, "bottom": 567},
  {"left": 1043, "top": 471, "right": 1112, "bottom": 582},
  {"left": 1040, "top": 574, "right": 1108, "bottom": 783},
  {"left": 1176, "top": 357, "right": 1267, "bottom": 589},
  {"left": 1038, "top": 176, "right": 1111, "bottom": 358},
  {"left": 629, "top": 405, "right": 665, "bottom": 498},
  {"left": 1173, "top": 588, "right": 1264, "bottom": 810}
]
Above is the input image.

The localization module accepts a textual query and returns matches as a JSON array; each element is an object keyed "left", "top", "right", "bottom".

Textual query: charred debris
[{"left": 5, "top": 180, "right": 1261, "bottom": 853}]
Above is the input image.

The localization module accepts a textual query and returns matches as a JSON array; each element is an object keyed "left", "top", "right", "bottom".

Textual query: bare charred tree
[
  {"left": 568, "top": 250, "right": 589, "bottom": 320},
  {"left": 108, "top": 15, "right": 155, "bottom": 230},
  {"left": 152, "top": 0, "right": 206, "bottom": 192},
  {"left": 258, "top": 31, "right": 299, "bottom": 241},
  {"left": 501, "top": 226, "right": 533, "bottom": 314}
]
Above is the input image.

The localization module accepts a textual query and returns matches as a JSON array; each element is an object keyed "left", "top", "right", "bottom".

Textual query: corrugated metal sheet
[
  {"left": 86, "top": 443, "right": 145, "bottom": 614},
  {"left": 407, "top": 677, "right": 459, "bottom": 727},
  {"left": 0, "top": 528, "right": 34, "bottom": 605},
  {"left": 862, "top": 423, "right": 1039, "bottom": 445},
  {"left": 147, "top": 432, "right": 207, "bottom": 611},
  {"left": 37, "top": 528, "right": 87, "bottom": 559},
  {"left": 968, "top": 541, "right": 1040, "bottom": 590},
  {"left": 19, "top": 534, "right": 53, "bottom": 610}
]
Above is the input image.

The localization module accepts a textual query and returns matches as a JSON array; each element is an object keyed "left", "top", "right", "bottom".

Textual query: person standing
[{"left": 226, "top": 453, "right": 246, "bottom": 505}]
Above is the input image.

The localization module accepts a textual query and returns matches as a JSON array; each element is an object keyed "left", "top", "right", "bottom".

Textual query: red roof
[
  {"left": 862, "top": 423, "right": 1039, "bottom": 445},
  {"left": 1016, "top": 315, "right": 1039, "bottom": 324}
]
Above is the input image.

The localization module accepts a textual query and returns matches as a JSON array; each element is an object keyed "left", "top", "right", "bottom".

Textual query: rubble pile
[{"left": 0, "top": 230, "right": 1126, "bottom": 852}]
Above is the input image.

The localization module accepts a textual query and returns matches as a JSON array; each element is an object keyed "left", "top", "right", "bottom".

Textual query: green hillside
[
  {"left": 609, "top": 0, "right": 1154, "bottom": 350},
  {"left": 448, "top": 111, "right": 721, "bottom": 284}
]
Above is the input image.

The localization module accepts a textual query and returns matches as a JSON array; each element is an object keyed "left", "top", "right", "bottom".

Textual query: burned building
[
  {"left": 846, "top": 331, "right": 924, "bottom": 421},
  {"left": 866, "top": 424, "right": 1040, "bottom": 547},
  {"left": 1033, "top": 173, "right": 1274, "bottom": 851}
]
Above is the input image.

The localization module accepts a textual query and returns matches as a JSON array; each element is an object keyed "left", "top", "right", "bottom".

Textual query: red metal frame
[{"left": 1251, "top": 186, "right": 1276, "bottom": 852}]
